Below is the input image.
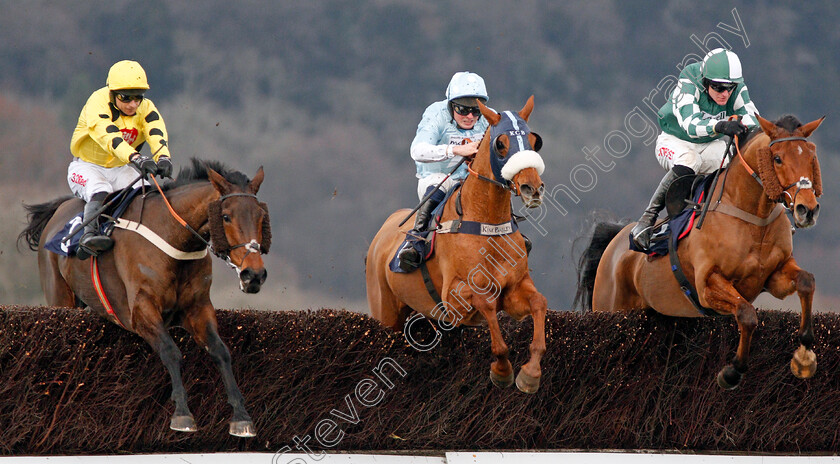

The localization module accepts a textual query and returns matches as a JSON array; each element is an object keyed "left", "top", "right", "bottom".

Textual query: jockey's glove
[
  {"left": 714, "top": 120, "right": 748, "bottom": 138},
  {"left": 130, "top": 153, "right": 158, "bottom": 177},
  {"left": 156, "top": 156, "right": 173, "bottom": 179}
]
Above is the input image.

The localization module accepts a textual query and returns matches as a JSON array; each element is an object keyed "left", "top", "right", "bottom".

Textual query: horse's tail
[
  {"left": 17, "top": 196, "right": 73, "bottom": 252},
  {"left": 573, "top": 221, "right": 626, "bottom": 312}
]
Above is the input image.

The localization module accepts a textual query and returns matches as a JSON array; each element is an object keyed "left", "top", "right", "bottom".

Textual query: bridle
[
  {"left": 732, "top": 135, "right": 815, "bottom": 210},
  {"left": 149, "top": 176, "right": 265, "bottom": 272},
  {"left": 214, "top": 192, "right": 265, "bottom": 268}
]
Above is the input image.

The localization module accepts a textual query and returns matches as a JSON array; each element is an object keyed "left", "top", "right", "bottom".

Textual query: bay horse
[
  {"left": 18, "top": 158, "right": 270, "bottom": 436},
  {"left": 367, "top": 96, "right": 548, "bottom": 393},
  {"left": 575, "top": 114, "right": 824, "bottom": 389}
]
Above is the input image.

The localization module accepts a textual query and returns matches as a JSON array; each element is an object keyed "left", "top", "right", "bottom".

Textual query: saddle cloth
[
  {"left": 629, "top": 174, "right": 716, "bottom": 257},
  {"left": 45, "top": 188, "right": 143, "bottom": 257}
]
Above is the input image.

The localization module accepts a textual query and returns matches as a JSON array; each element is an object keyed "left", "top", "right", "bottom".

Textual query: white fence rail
[{"left": 4, "top": 452, "right": 840, "bottom": 463}]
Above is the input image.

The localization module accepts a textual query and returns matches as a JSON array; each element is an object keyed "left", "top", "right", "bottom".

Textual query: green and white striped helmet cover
[{"left": 701, "top": 48, "right": 744, "bottom": 83}]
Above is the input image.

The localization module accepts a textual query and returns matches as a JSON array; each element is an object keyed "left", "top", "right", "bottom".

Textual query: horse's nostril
[
  {"left": 796, "top": 204, "right": 809, "bottom": 218},
  {"left": 240, "top": 268, "right": 255, "bottom": 282}
]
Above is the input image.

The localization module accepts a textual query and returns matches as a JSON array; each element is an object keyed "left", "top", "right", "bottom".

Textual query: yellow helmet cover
[{"left": 106, "top": 60, "right": 149, "bottom": 92}]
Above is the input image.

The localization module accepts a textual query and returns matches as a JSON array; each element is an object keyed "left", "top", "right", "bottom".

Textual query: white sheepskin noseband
[{"left": 501, "top": 150, "right": 545, "bottom": 181}]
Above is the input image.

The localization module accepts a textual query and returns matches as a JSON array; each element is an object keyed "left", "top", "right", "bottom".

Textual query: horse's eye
[
  {"left": 495, "top": 138, "right": 506, "bottom": 154},
  {"left": 774, "top": 156, "right": 782, "bottom": 165},
  {"left": 222, "top": 214, "right": 231, "bottom": 223}
]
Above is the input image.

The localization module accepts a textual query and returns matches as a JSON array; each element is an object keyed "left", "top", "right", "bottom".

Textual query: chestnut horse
[
  {"left": 18, "top": 159, "right": 270, "bottom": 436},
  {"left": 576, "top": 115, "right": 824, "bottom": 389},
  {"left": 367, "top": 96, "right": 548, "bottom": 393}
]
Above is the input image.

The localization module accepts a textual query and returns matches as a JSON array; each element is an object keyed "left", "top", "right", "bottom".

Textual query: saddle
[
  {"left": 629, "top": 173, "right": 716, "bottom": 257},
  {"left": 388, "top": 184, "right": 462, "bottom": 274},
  {"left": 45, "top": 188, "right": 142, "bottom": 257},
  {"left": 388, "top": 182, "right": 522, "bottom": 274}
]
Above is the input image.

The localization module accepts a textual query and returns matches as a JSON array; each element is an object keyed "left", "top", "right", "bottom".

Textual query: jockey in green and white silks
[
  {"left": 397, "top": 72, "right": 492, "bottom": 271},
  {"left": 631, "top": 48, "right": 760, "bottom": 251}
]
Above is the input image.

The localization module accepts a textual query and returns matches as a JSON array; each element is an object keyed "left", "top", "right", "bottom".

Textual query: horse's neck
[
  {"left": 721, "top": 151, "right": 776, "bottom": 217},
  {"left": 456, "top": 175, "right": 512, "bottom": 223},
  {"left": 141, "top": 182, "right": 215, "bottom": 246}
]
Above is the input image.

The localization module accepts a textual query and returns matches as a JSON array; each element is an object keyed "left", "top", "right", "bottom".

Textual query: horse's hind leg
[
  {"left": 133, "top": 307, "right": 197, "bottom": 432},
  {"left": 703, "top": 272, "right": 758, "bottom": 389},
  {"left": 765, "top": 258, "right": 817, "bottom": 379},
  {"left": 184, "top": 304, "right": 255, "bottom": 437},
  {"left": 39, "top": 252, "right": 77, "bottom": 307}
]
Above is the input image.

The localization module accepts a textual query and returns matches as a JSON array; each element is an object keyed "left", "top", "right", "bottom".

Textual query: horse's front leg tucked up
[
  {"left": 185, "top": 304, "right": 255, "bottom": 437},
  {"left": 703, "top": 272, "right": 758, "bottom": 390},
  {"left": 765, "top": 258, "right": 817, "bottom": 379}
]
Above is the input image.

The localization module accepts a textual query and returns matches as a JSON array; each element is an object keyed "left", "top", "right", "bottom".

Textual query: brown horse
[
  {"left": 18, "top": 159, "right": 270, "bottom": 436},
  {"left": 367, "top": 96, "right": 548, "bottom": 393},
  {"left": 575, "top": 114, "right": 824, "bottom": 389}
]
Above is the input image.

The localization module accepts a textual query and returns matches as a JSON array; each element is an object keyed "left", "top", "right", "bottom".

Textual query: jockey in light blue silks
[{"left": 396, "top": 72, "right": 492, "bottom": 271}]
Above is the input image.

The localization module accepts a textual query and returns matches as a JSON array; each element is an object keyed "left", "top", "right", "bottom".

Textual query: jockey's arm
[{"left": 141, "top": 100, "right": 172, "bottom": 161}]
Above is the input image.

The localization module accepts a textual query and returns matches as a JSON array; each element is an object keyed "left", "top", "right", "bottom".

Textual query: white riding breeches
[
  {"left": 68, "top": 158, "right": 150, "bottom": 202},
  {"left": 655, "top": 132, "right": 730, "bottom": 174}
]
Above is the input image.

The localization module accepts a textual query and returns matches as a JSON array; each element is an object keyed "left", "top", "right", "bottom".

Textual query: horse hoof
[
  {"left": 230, "top": 420, "right": 256, "bottom": 437},
  {"left": 791, "top": 346, "right": 817, "bottom": 379},
  {"left": 489, "top": 370, "right": 514, "bottom": 388},
  {"left": 716, "top": 365, "right": 743, "bottom": 390},
  {"left": 170, "top": 415, "right": 198, "bottom": 432},
  {"left": 515, "top": 370, "right": 540, "bottom": 394}
]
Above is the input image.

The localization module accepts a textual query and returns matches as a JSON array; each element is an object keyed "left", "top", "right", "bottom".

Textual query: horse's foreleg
[
  {"left": 703, "top": 272, "right": 757, "bottom": 390},
  {"left": 185, "top": 307, "right": 255, "bottom": 437},
  {"left": 765, "top": 258, "right": 816, "bottom": 379},
  {"left": 505, "top": 280, "right": 547, "bottom": 393},
  {"left": 467, "top": 291, "right": 512, "bottom": 388},
  {"left": 134, "top": 310, "right": 196, "bottom": 432}
]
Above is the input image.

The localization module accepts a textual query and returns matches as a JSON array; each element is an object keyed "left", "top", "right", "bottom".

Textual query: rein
[
  {"left": 466, "top": 160, "right": 513, "bottom": 191},
  {"left": 148, "top": 176, "right": 263, "bottom": 270}
]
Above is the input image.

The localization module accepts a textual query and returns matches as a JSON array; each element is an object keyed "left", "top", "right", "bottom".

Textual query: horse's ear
[
  {"left": 519, "top": 95, "right": 535, "bottom": 122},
  {"left": 249, "top": 166, "right": 265, "bottom": 194},
  {"left": 757, "top": 114, "right": 781, "bottom": 138},
  {"left": 207, "top": 168, "right": 232, "bottom": 196},
  {"left": 478, "top": 100, "right": 500, "bottom": 125},
  {"left": 798, "top": 116, "right": 825, "bottom": 138}
]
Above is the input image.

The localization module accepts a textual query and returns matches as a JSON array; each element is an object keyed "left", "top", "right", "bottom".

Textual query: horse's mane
[
  {"left": 773, "top": 114, "right": 802, "bottom": 133},
  {"left": 740, "top": 114, "right": 802, "bottom": 150},
  {"left": 162, "top": 158, "right": 251, "bottom": 192}
]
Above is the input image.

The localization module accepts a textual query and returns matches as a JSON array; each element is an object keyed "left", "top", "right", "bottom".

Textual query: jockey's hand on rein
[
  {"left": 714, "top": 120, "right": 748, "bottom": 138},
  {"left": 130, "top": 153, "right": 158, "bottom": 177},
  {"left": 156, "top": 156, "right": 173, "bottom": 179}
]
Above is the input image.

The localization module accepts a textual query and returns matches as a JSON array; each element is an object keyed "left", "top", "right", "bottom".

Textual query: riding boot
[
  {"left": 521, "top": 233, "right": 532, "bottom": 255},
  {"left": 630, "top": 167, "right": 690, "bottom": 251},
  {"left": 77, "top": 194, "right": 113, "bottom": 260},
  {"left": 398, "top": 188, "right": 445, "bottom": 272}
]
